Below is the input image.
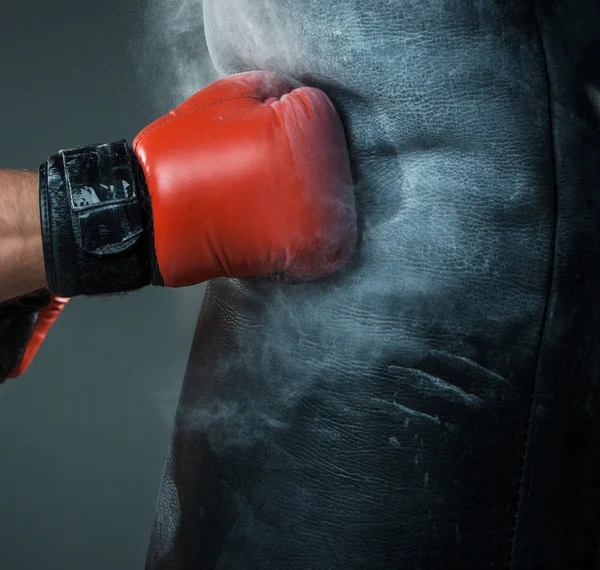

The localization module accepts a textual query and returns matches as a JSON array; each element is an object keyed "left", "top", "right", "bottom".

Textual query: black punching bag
[{"left": 145, "top": 1, "right": 600, "bottom": 568}]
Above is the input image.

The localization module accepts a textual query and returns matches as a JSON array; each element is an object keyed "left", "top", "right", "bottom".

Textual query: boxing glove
[
  {"left": 40, "top": 71, "right": 356, "bottom": 297},
  {"left": 0, "top": 290, "right": 69, "bottom": 382}
]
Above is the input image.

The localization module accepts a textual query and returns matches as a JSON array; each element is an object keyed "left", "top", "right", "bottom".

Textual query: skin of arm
[{"left": 0, "top": 170, "right": 47, "bottom": 303}]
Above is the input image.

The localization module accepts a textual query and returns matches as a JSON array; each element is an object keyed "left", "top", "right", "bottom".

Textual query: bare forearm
[{"left": 0, "top": 170, "right": 47, "bottom": 302}]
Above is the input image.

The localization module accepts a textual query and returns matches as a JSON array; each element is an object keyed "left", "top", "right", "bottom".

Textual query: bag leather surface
[{"left": 146, "top": 1, "right": 600, "bottom": 568}]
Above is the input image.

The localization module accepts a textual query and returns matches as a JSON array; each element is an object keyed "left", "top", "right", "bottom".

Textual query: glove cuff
[{"left": 39, "top": 140, "right": 164, "bottom": 297}]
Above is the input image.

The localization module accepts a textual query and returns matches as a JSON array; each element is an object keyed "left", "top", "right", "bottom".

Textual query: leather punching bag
[{"left": 145, "top": 1, "right": 600, "bottom": 568}]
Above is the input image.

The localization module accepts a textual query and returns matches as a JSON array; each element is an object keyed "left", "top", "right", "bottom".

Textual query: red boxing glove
[
  {"left": 0, "top": 292, "right": 69, "bottom": 381},
  {"left": 7, "top": 295, "right": 69, "bottom": 379},
  {"left": 132, "top": 71, "right": 357, "bottom": 286}
]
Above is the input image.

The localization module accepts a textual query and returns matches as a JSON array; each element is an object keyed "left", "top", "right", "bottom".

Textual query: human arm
[
  {"left": 0, "top": 170, "right": 68, "bottom": 382},
  {"left": 0, "top": 169, "right": 47, "bottom": 303}
]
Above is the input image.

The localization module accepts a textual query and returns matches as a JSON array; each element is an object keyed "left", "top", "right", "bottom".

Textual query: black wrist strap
[{"left": 39, "top": 140, "right": 164, "bottom": 297}]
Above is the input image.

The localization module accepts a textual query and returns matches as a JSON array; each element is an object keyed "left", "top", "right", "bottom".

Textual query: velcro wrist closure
[{"left": 39, "top": 140, "right": 163, "bottom": 297}]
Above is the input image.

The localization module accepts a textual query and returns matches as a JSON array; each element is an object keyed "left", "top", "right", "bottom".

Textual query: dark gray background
[{"left": 0, "top": 1, "right": 206, "bottom": 568}]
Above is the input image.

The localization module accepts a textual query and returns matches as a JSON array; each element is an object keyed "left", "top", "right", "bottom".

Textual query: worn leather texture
[
  {"left": 145, "top": 1, "right": 600, "bottom": 568},
  {"left": 39, "top": 142, "right": 157, "bottom": 297}
]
